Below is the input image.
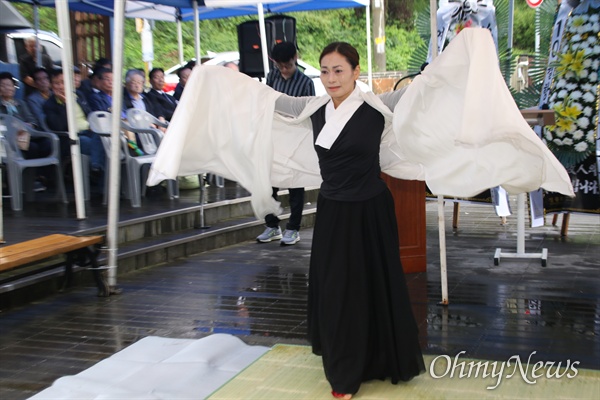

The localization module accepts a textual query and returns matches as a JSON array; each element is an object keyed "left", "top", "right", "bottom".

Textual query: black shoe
[
  {"left": 33, "top": 180, "right": 47, "bottom": 192},
  {"left": 90, "top": 168, "right": 103, "bottom": 184}
]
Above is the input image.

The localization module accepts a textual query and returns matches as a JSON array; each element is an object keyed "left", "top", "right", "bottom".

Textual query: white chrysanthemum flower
[
  {"left": 594, "top": 45, "right": 600, "bottom": 55},
  {"left": 577, "top": 117, "right": 590, "bottom": 129},
  {"left": 562, "top": 138, "right": 574, "bottom": 145},
  {"left": 574, "top": 142, "right": 588, "bottom": 152},
  {"left": 586, "top": 131, "right": 596, "bottom": 143},
  {"left": 572, "top": 130, "right": 584, "bottom": 140},
  {"left": 555, "top": 129, "right": 565, "bottom": 138},
  {"left": 583, "top": 46, "right": 593, "bottom": 56},
  {"left": 566, "top": 83, "right": 578, "bottom": 91},
  {"left": 553, "top": 138, "right": 563, "bottom": 145},
  {"left": 588, "top": 72, "right": 598, "bottom": 82},
  {"left": 545, "top": 131, "right": 553, "bottom": 141},
  {"left": 583, "top": 58, "right": 592, "bottom": 68},
  {"left": 580, "top": 69, "right": 589, "bottom": 78},
  {"left": 565, "top": 71, "right": 576, "bottom": 79},
  {"left": 583, "top": 106, "right": 593, "bottom": 117},
  {"left": 570, "top": 90, "right": 583, "bottom": 99},
  {"left": 572, "top": 34, "right": 582, "bottom": 42},
  {"left": 592, "top": 21, "right": 600, "bottom": 31},
  {"left": 582, "top": 92, "right": 596, "bottom": 102},
  {"left": 556, "top": 79, "right": 567, "bottom": 89},
  {"left": 592, "top": 60, "right": 600, "bottom": 69},
  {"left": 590, "top": 13, "right": 599, "bottom": 22},
  {"left": 558, "top": 89, "right": 568, "bottom": 98},
  {"left": 580, "top": 82, "right": 593, "bottom": 91}
]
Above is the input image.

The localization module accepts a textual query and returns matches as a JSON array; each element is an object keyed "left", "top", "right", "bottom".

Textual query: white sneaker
[
  {"left": 280, "top": 229, "right": 300, "bottom": 246},
  {"left": 256, "top": 226, "right": 282, "bottom": 243}
]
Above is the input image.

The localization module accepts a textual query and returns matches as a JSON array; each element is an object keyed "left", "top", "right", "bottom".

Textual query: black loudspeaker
[
  {"left": 237, "top": 20, "right": 275, "bottom": 78},
  {"left": 266, "top": 15, "right": 297, "bottom": 47}
]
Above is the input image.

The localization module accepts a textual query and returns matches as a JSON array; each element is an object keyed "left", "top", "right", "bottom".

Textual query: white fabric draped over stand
[{"left": 147, "top": 28, "right": 574, "bottom": 220}]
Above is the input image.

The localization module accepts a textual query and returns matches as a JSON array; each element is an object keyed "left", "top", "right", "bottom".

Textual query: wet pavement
[{"left": 0, "top": 192, "right": 599, "bottom": 399}]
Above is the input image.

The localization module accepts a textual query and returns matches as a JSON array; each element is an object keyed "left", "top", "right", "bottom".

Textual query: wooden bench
[{"left": 0, "top": 234, "right": 110, "bottom": 296}]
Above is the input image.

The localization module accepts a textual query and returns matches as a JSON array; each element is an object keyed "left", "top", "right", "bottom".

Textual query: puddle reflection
[{"left": 194, "top": 266, "right": 308, "bottom": 338}]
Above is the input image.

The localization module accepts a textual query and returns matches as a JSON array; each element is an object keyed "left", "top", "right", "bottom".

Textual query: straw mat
[{"left": 208, "top": 344, "right": 600, "bottom": 399}]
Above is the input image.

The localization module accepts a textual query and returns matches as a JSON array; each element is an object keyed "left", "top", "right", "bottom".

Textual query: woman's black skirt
[{"left": 307, "top": 188, "right": 425, "bottom": 394}]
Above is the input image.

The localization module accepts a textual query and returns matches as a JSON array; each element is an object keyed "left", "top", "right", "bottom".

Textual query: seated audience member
[
  {"left": 26, "top": 67, "right": 52, "bottom": 129},
  {"left": 88, "top": 68, "right": 113, "bottom": 112},
  {"left": 122, "top": 69, "right": 164, "bottom": 120},
  {"left": 0, "top": 72, "right": 51, "bottom": 158},
  {"left": 19, "top": 36, "right": 54, "bottom": 97},
  {"left": 172, "top": 61, "right": 195, "bottom": 101},
  {"left": 43, "top": 68, "right": 105, "bottom": 178},
  {"left": 79, "top": 58, "right": 112, "bottom": 103},
  {"left": 1, "top": 71, "right": 51, "bottom": 192},
  {"left": 145, "top": 67, "right": 178, "bottom": 121}
]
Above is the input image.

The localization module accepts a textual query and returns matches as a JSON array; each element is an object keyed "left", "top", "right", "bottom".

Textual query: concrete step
[{"left": 0, "top": 189, "right": 319, "bottom": 309}]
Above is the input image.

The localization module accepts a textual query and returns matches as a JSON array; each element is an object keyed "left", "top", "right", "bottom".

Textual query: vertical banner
[
  {"left": 529, "top": 1, "right": 575, "bottom": 227},
  {"left": 543, "top": 0, "right": 600, "bottom": 215}
]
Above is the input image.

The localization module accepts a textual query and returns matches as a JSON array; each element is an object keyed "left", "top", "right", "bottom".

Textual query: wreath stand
[{"left": 493, "top": 109, "right": 555, "bottom": 267}]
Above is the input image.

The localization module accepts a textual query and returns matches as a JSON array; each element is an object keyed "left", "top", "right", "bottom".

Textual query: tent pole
[
  {"left": 34, "top": 2, "right": 41, "bottom": 67},
  {"left": 193, "top": 0, "right": 201, "bottom": 62},
  {"left": 177, "top": 19, "right": 184, "bottom": 65},
  {"left": 429, "top": 0, "right": 448, "bottom": 306},
  {"left": 257, "top": 3, "right": 270, "bottom": 78},
  {"left": 365, "top": 3, "right": 372, "bottom": 90},
  {"left": 106, "top": 0, "right": 126, "bottom": 291},
  {"left": 55, "top": 0, "right": 86, "bottom": 220}
]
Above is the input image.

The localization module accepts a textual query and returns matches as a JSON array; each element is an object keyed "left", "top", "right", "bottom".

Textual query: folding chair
[
  {"left": 124, "top": 108, "right": 179, "bottom": 198},
  {"left": 88, "top": 111, "right": 156, "bottom": 208},
  {"left": 0, "top": 113, "right": 67, "bottom": 211}
]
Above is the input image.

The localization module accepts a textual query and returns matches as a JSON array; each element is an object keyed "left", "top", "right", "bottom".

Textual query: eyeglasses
[{"left": 274, "top": 61, "right": 296, "bottom": 71}]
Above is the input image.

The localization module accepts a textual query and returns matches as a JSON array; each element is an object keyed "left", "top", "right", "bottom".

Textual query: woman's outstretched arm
[
  {"left": 377, "top": 86, "right": 409, "bottom": 111},
  {"left": 274, "top": 94, "right": 313, "bottom": 117}
]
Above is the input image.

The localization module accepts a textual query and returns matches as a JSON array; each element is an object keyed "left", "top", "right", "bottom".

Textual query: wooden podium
[{"left": 382, "top": 175, "right": 427, "bottom": 273}]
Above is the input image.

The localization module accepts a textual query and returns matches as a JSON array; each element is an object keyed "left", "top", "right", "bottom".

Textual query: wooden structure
[
  {"left": 70, "top": 12, "right": 111, "bottom": 72},
  {"left": 0, "top": 234, "right": 109, "bottom": 296},
  {"left": 382, "top": 175, "right": 427, "bottom": 273}
]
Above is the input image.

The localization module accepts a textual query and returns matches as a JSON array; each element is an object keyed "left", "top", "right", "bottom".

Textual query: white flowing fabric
[{"left": 148, "top": 28, "right": 573, "bottom": 220}]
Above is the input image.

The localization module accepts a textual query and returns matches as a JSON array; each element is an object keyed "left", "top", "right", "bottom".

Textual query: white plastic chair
[
  {"left": 126, "top": 109, "right": 223, "bottom": 188},
  {"left": 88, "top": 111, "right": 156, "bottom": 208},
  {"left": 125, "top": 108, "right": 180, "bottom": 198},
  {"left": 0, "top": 113, "right": 68, "bottom": 211}
]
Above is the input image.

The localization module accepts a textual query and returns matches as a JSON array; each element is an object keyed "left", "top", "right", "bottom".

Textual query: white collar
[{"left": 315, "top": 85, "right": 364, "bottom": 150}]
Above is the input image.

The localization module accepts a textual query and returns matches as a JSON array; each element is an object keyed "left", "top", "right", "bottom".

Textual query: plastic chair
[
  {"left": 125, "top": 108, "right": 180, "bottom": 198},
  {"left": 126, "top": 109, "right": 223, "bottom": 189},
  {"left": 0, "top": 113, "right": 68, "bottom": 211},
  {"left": 88, "top": 111, "right": 156, "bottom": 208}
]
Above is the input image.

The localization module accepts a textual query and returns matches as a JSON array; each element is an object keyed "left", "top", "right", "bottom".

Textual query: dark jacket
[
  {"left": 145, "top": 88, "right": 178, "bottom": 121},
  {"left": 43, "top": 91, "right": 92, "bottom": 132},
  {"left": 0, "top": 98, "right": 38, "bottom": 128},
  {"left": 88, "top": 90, "right": 113, "bottom": 112}
]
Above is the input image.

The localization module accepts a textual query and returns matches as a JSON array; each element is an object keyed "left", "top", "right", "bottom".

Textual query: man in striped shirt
[{"left": 257, "top": 41, "right": 315, "bottom": 246}]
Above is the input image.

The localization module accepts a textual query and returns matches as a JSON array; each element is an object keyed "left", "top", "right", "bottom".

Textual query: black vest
[{"left": 310, "top": 102, "right": 387, "bottom": 201}]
